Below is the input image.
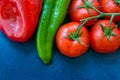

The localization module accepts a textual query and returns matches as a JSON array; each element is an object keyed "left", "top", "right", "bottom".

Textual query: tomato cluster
[{"left": 56, "top": 0, "right": 120, "bottom": 57}]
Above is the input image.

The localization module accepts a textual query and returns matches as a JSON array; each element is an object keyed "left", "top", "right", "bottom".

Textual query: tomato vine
[{"left": 70, "top": 0, "right": 120, "bottom": 42}]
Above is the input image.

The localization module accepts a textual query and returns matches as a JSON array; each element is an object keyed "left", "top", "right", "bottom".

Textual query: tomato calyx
[
  {"left": 77, "top": 0, "right": 93, "bottom": 8},
  {"left": 114, "top": 0, "right": 120, "bottom": 6},
  {"left": 100, "top": 24, "right": 116, "bottom": 40},
  {"left": 77, "top": 0, "right": 94, "bottom": 16},
  {"left": 67, "top": 21, "right": 87, "bottom": 46},
  {"left": 83, "top": 0, "right": 93, "bottom": 8},
  {"left": 67, "top": 32, "right": 86, "bottom": 45}
]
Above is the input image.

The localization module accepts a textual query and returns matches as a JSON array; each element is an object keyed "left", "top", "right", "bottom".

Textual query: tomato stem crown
[
  {"left": 100, "top": 24, "right": 116, "bottom": 41},
  {"left": 68, "top": 32, "right": 86, "bottom": 46},
  {"left": 77, "top": 0, "right": 95, "bottom": 16},
  {"left": 114, "top": 0, "right": 120, "bottom": 6},
  {"left": 84, "top": 0, "right": 92, "bottom": 8},
  {"left": 67, "top": 20, "right": 87, "bottom": 45}
]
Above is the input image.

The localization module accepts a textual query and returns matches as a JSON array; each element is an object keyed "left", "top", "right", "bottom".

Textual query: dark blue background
[
  {"left": 1, "top": 31, "right": 120, "bottom": 80},
  {"left": 1, "top": 14, "right": 120, "bottom": 80}
]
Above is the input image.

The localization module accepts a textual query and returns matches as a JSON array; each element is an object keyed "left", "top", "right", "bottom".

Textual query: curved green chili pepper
[{"left": 36, "top": 0, "right": 71, "bottom": 64}]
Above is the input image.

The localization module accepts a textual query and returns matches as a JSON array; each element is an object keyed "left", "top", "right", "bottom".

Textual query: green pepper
[{"left": 36, "top": 0, "right": 71, "bottom": 64}]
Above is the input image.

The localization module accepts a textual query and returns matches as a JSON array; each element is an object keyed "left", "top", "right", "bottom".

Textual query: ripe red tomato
[
  {"left": 69, "top": 0, "right": 100, "bottom": 27},
  {"left": 56, "top": 22, "right": 89, "bottom": 57},
  {"left": 0, "top": 0, "right": 42, "bottom": 42},
  {"left": 100, "top": 0, "right": 120, "bottom": 23},
  {"left": 90, "top": 20, "right": 120, "bottom": 53}
]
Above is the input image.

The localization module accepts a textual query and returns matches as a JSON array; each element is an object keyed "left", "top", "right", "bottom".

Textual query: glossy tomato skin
[
  {"left": 56, "top": 22, "right": 89, "bottom": 57},
  {"left": 90, "top": 20, "right": 120, "bottom": 53},
  {"left": 69, "top": 0, "right": 100, "bottom": 27},
  {"left": 0, "top": 0, "right": 42, "bottom": 42},
  {"left": 100, "top": 0, "right": 120, "bottom": 23}
]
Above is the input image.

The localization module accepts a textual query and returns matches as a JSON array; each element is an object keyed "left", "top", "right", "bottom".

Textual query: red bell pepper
[{"left": 0, "top": 0, "right": 42, "bottom": 42}]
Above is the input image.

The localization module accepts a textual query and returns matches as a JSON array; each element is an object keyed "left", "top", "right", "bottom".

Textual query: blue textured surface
[
  {"left": 1, "top": 18, "right": 120, "bottom": 80},
  {"left": 1, "top": 31, "right": 120, "bottom": 80}
]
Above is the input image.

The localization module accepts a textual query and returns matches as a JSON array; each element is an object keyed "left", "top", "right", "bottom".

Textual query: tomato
[
  {"left": 69, "top": 0, "right": 100, "bottom": 27},
  {"left": 0, "top": 0, "right": 42, "bottom": 42},
  {"left": 100, "top": 0, "right": 120, "bottom": 23},
  {"left": 56, "top": 22, "right": 89, "bottom": 57},
  {"left": 90, "top": 20, "right": 120, "bottom": 53}
]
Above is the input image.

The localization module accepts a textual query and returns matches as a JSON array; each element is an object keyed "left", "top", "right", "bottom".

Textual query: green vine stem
[
  {"left": 115, "top": 0, "right": 120, "bottom": 6},
  {"left": 81, "top": 6, "right": 120, "bottom": 22},
  {"left": 81, "top": 13, "right": 120, "bottom": 22},
  {"left": 109, "top": 14, "right": 115, "bottom": 28},
  {"left": 74, "top": 20, "right": 88, "bottom": 37},
  {"left": 69, "top": 0, "right": 120, "bottom": 44}
]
